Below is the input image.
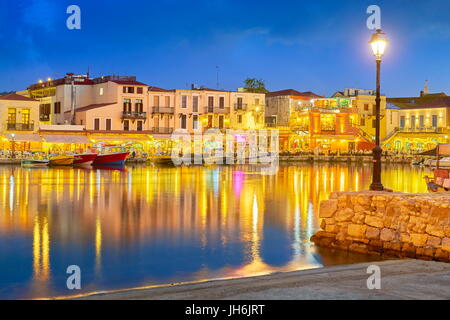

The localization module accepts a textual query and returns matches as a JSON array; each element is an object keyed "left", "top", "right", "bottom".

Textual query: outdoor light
[
  {"left": 369, "top": 28, "right": 388, "bottom": 191},
  {"left": 369, "top": 29, "right": 388, "bottom": 60}
]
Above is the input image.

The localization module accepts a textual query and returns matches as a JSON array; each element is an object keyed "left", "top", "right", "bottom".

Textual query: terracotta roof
[
  {"left": 387, "top": 94, "right": 450, "bottom": 110},
  {"left": 148, "top": 86, "right": 174, "bottom": 92},
  {"left": 266, "top": 89, "right": 322, "bottom": 98},
  {"left": 0, "top": 93, "right": 38, "bottom": 101},
  {"left": 64, "top": 102, "right": 117, "bottom": 113},
  {"left": 110, "top": 80, "right": 148, "bottom": 86}
]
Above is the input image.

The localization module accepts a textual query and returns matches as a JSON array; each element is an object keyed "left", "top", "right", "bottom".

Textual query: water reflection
[{"left": 0, "top": 163, "right": 429, "bottom": 299}]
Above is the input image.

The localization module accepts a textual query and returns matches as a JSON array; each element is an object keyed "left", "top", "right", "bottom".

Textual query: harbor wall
[{"left": 311, "top": 191, "right": 450, "bottom": 262}]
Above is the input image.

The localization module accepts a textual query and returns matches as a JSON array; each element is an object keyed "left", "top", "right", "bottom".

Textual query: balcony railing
[
  {"left": 399, "top": 127, "right": 443, "bottom": 133},
  {"left": 234, "top": 104, "right": 247, "bottom": 111},
  {"left": 291, "top": 125, "right": 309, "bottom": 132},
  {"left": 122, "top": 111, "right": 147, "bottom": 119},
  {"left": 40, "top": 114, "right": 50, "bottom": 121},
  {"left": 320, "top": 125, "right": 336, "bottom": 132},
  {"left": 204, "top": 106, "right": 230, "bottom": 113},
  {"left": 151, "top": 128, "right": 174, "bottom": 134},
  {"left": 152, "top": 106, "right": 175, "bottom": 114},
  {"left": 6, "top": 122, "right": 34, "bottom": 131}
]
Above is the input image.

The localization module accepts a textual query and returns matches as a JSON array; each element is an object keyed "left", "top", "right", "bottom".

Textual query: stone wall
[{"left": 311, "top": 192, "right": 450, "bottom": 262}]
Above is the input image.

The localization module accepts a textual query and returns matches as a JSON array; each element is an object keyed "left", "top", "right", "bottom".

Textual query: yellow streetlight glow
[
  {"left": 369, "top": 29, "right": 388, "bottom": 60},
  {"left": 47, "top": 77, "right": 52, "bottom": 81}
]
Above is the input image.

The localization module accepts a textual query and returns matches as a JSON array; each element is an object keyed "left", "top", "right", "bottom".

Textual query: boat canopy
[
  {"left": 42, "top": 134, "right": 91, "bottom": 143},
  {"left": 437, "top": 144, "right": 450, "bottom": 156}
]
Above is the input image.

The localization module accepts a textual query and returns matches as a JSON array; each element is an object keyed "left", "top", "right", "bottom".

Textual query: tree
[{"left": 243, "top": 78, "right": 268, "bottom": 93}]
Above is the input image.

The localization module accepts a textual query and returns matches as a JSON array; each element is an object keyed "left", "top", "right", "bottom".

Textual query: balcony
[
  {"left": 152, "top": 106, "right": 175, "bottom": 114},
  {"left": 291, "top": 125, "right": 309, "bottom": 132},
  {"left": 204, "top": 106, "right": 230, "bottom": 114},
  {"left": 234, "top": 104, "right": 248, "bottom": 111},
  {"left": 151, "top": 127, "right": 174, "bottom": 134},
  {"left": 40, "top": 114, "right": 50, "bottom": 121},
  {"left": 6, "top": 122, "right": 34, "bottom": 131},
  {"left": 122, "top": 111, "right": 147, "bottom": 119},
  {"left": 399, "top": 127, "right": 444, "bottom": 133}
]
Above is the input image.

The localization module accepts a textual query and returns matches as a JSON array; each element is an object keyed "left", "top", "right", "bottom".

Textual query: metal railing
[
  {"left": 204, "top": 106, "right": 230, "bottom": 113},
  {"left": 398, "top": 127, "right": 443, "bottom": 133},
  {"left": 39, "top": 114, "right": 50, "bottom": 121},
  {"left": 234, "top": 103, "right": 247, "bottom": 111},
  {"left": 122, "top": 111, "right": 147, "bottom": 119},
  {"left": 6, "top": 122, "right": 34, "bottom": 131},
  {"left": 152, "top": 106, "right": 174, "bottom": 114}
]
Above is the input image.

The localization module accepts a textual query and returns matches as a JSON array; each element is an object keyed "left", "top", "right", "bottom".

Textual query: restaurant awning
[
  {"left": 89, "top": 135, "right": 151, "bottom": 142},
  {"left": 3, "top": 133, "right": 43, "bottom": 142},
  {"left": 42, "top": 134, "right": 91, "bottom": 143}
]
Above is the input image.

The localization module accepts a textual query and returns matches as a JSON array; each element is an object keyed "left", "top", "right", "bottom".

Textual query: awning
[
  {"left": 89, "top": 135, "right": 151, "bottom": 142},
  {"left": 42, "top": 134, "right": 91, "bottom": 143},
  {"left": 3, "top": 133, "right": 43, "bottom": 142}
]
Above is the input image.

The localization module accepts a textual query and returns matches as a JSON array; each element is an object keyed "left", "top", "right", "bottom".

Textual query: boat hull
[
  {"left": 93, "top": 152, "right": 128, "bottom": 166},
  {"left": 49, "top": 157, "right": 74, "bottom": 166},
  {"left": 73, "top": 153, "right": 98, "bottom": 166},
  {"left": 21, "top": 159, "right": 49, "bottom": 168}
]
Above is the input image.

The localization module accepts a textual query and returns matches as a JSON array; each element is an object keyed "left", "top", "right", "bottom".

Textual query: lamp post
[{"left": 369, "top": 29, "right": 388, "bottom": 191}]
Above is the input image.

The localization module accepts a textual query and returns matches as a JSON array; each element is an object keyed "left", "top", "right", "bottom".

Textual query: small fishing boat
[
  {"left": 149, "top": 155, "right": 174, "bottom": 166},
  {"left": 73, "top": 153, "right": 97, "bottom": 166},
  {"left": 49, "top": 154, "right": 74, "bottom": 166},
  {"left": 21, "top": 159, "right": 50, "bottom": 168},
  {"left": 424, "top": 144, "right": 450, "bottom": 192},
  {"left": 93, "top": 146, "right": 128, "bottom": 166}
]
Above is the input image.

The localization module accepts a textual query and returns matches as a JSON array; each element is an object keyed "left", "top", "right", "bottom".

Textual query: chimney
[{"left": 424, "top": 80, "right": 429, "bottom": 95}]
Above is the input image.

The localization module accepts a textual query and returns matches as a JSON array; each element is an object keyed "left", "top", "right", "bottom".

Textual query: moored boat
[
  {"left": 21, "top": 159, "right": 50, "bottom": 168},
  {"left": 148, "top": 155, "right": 174, "bottom": 166},
  {"left": 73, "top": 153, "right": 97, "bottom": 166},
  {"left": 93, "top": 146, "right": 128, "bottom": 166},
  {"left": 49, "top": 154, "right": 74, "bottom": 166}
]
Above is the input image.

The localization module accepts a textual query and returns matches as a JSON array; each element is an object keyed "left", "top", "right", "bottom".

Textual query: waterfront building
[
  {"left": 383, "top": 90, "right": 450, "bottom": 152},
  {"left": 0, "top": 93, "right": 41, "bottom": 152},
  {"left": 265, "top": 89, "right": 385, "bottom": 152}
]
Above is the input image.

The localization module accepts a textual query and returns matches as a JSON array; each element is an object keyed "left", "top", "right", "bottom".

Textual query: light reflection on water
[{"left": 0, "top": 163, "right": 429, "bottom": 299}]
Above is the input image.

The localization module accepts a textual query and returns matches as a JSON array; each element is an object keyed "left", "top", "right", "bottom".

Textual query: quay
[{"left": 73, "top": 260, "right": 450, "bottom": 300}]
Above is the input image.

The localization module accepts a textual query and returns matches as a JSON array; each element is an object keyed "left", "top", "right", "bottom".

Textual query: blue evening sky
[{"left": 0, "top": 0, "right": 449, "bottom": 97}]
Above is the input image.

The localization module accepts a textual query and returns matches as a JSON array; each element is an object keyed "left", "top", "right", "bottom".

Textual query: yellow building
[
  {"left": 383, "top": 93, "right": 450, "bottom": 152},
  {"left": 0, "top": 93, "right": 41, "bottom": 152}
]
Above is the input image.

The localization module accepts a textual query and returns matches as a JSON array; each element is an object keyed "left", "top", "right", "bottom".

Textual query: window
[
  {"left": 193, "top": 115, "right": 198, "bottom": 129},
  {"left": 22, "top": 109, "right": 30, "bottom": 125},
  {"left": 411, "top": 115, "right": 416, "bottom": 128},
  {"left": 432, "top": 115, "right": 438, "bottom": 127},
  {"left": 360, "top": 118, "right": 365, "bottom": 126},
  {"left": 193, "top": 96, "right": 199, "bottom": 112},
  {"left": 219, "top": 96, "right": 225, "bottom": 108},
  {"left": 8, "top": 108, "right": 16, "bottom": 124},
  {"left": 364, "top": 104, "right": 369, "bottom": 111},
  {"left": 165, "top": 96, "right": 170, "bottom": 107},
  {"left": 137, "top": 120, "right": 143, "bottom": 131},
  {"left": 123, "top": 120, "right": 130, "bottom": 131},
  {"left": 237, "top": 115, "right": 242, "bottom": 124},
  {"left": 105, "top": 119, "right": 112, "bottom": 131},
  {"left": 208, "top": 96, "right": 214, "bottom": 107},
  {"left": 419, "top": 115, "right": 424, "bottom": 128},
  {"left": 123, "top": 86, "right": 134, "bottom": 94},
  {"left": 372, "top": 119, "right": 376, "bottom": 129},
  {"left": 207, "top": 115, "right": 213, "bottom": 128},
  {"left": 135, "top": 99, "right": 143, "bottom": 112},
  {"left": 99, "top": 88, "right": 104, "bottom": 96},
  {"left": 181, "top": 96, "right": 187, "bottom": 108},
  {"left": 39, "top": 104, "right": 51, "bottom": 121},
  {"left": 255, "top": 98, "right": 260, "bottom": 105},
  {"left": 94, "top": 118, "right": 100, "bottom": 130},
  {"left": 153, "top": 96, "right": 160, "bottom": 107},
  {"left": 218, "top": 115, "right": 224, "bottom": 129},
  {"left": 180, "top": 114, "right": 187, "bottom": 129},
  {"left": 123, "top": 99, "right": 132, "bottom": 112},
  {"left": 237, "top": 97, "right": 243, "bottom": 108},
  {"left": 137, "top": 87, "right": 143, "bottom": 94},
  {"left": 54, "top": 102, "right": 61, "bottom": 114},
  {"left": 400, "top": 116, "right": 405, "bottom": 128}
]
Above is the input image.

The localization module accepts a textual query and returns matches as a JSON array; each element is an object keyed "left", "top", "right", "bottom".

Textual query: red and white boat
[
  {"left": 93, "top": 146, "right": 129, "bottom": 167},
  {"left": 73, "top": 153, "right": 98, "bottom": 166}
]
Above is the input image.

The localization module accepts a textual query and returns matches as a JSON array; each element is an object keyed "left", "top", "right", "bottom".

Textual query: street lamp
[{"left": 369, "top": 29, "right": 388, "bottom": 191}]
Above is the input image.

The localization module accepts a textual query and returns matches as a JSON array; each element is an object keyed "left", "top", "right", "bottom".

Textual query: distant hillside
[{"left": 0, "top": 91, "right": 14, "bottom": 96}]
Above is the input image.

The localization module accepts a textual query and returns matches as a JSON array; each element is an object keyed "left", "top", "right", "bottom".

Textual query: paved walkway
[{"left": 77, "top": 260, "right": 450, "bottom": 300}]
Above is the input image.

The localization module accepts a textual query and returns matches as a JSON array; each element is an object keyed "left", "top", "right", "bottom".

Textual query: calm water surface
[{"left": 0, "top": 163, "right": 429, "bottom": 299}]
